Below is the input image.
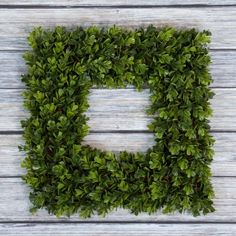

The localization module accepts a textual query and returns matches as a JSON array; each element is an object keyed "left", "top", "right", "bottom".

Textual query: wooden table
[{"left": 0, "top": 0, "right": 236, "bottom": 235}]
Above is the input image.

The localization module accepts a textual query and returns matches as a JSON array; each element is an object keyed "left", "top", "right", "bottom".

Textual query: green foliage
[{"left": 20, "top": 25, "right": 215, "bottom": 218}]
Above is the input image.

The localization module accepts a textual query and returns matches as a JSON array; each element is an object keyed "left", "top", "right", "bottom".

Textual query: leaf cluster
[{"left": 20, "top": 25, "right": 215, "bottom": 218}]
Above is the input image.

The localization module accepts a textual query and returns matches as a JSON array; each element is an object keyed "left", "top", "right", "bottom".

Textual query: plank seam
[
  {"left": 2, "top": 48, "right": 236, "bottom": 52},
  {"left": 0, "top": 221, "right": 236, "bottom": 224},
  {"left": 0, "top": 86, "right": 235, "bottom": 90},
  {"left": 1, "top": 130, "right": 236, "bottom": 134},
  {"left": 0, "top": 176, "right": 22, "bottom": 178},
  {"left": 0, "top": 175, "right": 234, "bottom": 178},
  {"left": 1, "top": 5, "right": 236, "bottom": 9},
  {"left": 1, "top": 87, "right": 236, "bottom": 90}
]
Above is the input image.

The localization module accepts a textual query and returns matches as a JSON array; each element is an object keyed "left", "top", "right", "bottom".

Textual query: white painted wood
[
  {"left": 0, "top": 8, "right": 235, "bottom": 49},
  {"left": 0, "top": 0, "right": 234, "bottom": 232},
  {"left": 0, "top": 52, "right": 25, "bottom": 89},
  {"left": 0, "top": 88, "right": 234, "bottom": 131},
  {"left": 0, "top": 50, "right": 234, "bottom": 89},
  {"left": 0, "top": 177, "right": 235, "bottom": 222},
  {"left": 0, "top": 133, "right": 235, "bottom": 177},
  {"left": 210, "top": 50, "right": 236, "bottom": 87},
  {"left": 1, "top": 223, "right": 236, "bottom": 236},
  {"left": 0, "top": 0, "right": 236, "bottom": 6}
]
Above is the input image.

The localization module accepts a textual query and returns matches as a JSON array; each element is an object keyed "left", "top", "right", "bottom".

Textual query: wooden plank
[
  {"left": 0, "top": 0, "right": 236, "bottom": 7},
  {"left": 1, "top": 223, "right": 236, "bottom": 236},
  {"left": 0, "top": 50, "right": 235, "bottom": 89},
  {"left": 0, "top": 8, "right": 235, "bottom": 50},
  {"left": 0, "top": 88, "right": 235, "bottom": 132},
  {"left": 0, "top": 132, "right": 235, "bottom": 177},
  {"left": 210, "top": 50, "right": 236, "bottom": 88},
  {"left": 0, "top": 52, "right": 25, "bottom": 89},
  {"left": 0, "top": 177, "right": 235, "bottom": 222}
]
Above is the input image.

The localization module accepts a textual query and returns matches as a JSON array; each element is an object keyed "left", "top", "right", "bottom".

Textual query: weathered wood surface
[
  {"left": 0, "top": 177, "right": 235, "bottom": 222},
  {"left": 0, "top": 1, "right": 235, "bottom": 234},
  {"left": 0, "top": 50, "right": 235, "bottom": 89},
  {"left": 0, "top": 132, "right": 236, "bottom": 177},
  {"left": 1, "top": 0, "right": 236, "bottom": 6},
  {"left": 1, "top": 223, "right": 236, "bottom": 236},
  {"left": 0, "top": 88, "right": 235, "bottom": 131},
  {"left": 0, "top": 8, "right": 236, "bottom": 50}
]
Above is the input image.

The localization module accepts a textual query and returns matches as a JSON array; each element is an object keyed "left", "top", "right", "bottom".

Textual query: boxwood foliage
[{"left": 19, "top": 25, "right": 215, "bottom": 218}]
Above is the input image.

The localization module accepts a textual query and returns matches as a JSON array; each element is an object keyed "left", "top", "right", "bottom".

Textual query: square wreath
[{"left": 20, "top": 25, "right": 215, "bottom": 218}]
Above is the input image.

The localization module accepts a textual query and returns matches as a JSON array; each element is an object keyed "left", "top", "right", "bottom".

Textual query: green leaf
[
  {"left": 126, "top": 37, "right": 135, "bottom": 46},
  {"left": 57, "top": 182, "right": 64, "bottom": 190},
  {"left": 119, "top": 180, "right": 129, "bottom": 191},
  {"left": 57, "top": 89, "right": 64, "bottom": 97},
  {"left": 95, "top": 156, "right": 105, "bottom": 165},
  {"left": 88, "top": 170, "right": 99, "bottom": 182},
  {"left": 183, "top": 184, "right": 193, "bottom": 195},
  {"left": 187, "top": 145, "right": 196, "bottom": 156},
  {"left": 75, "top": 63, "right": 86, "bottom": 75},
  {"left": 185, "top": 129, "right": 196, "bottom": 139},
  {"left": 178, "top": 159, "right": 188, "bottom": 170},
  {"left": 73, "top": 144, "right": 81, "bottom": 155},
  {"left": 158, "top": 28, "right": 175, "bottom": 41},
  {"left": 75, "top": 189, "right": 84, "bottom": 197},
  {"left": 34, "top": 91, "right": 44, "bottom": 102},
  {"left": 170, "top": 145, "right": 180, "bottom": 155},
  {"left": 159, "top": 110, "right": 168, "bottom": 119},
  {"left": 198, "top": 127, "right": 205, "bottom": 136}
]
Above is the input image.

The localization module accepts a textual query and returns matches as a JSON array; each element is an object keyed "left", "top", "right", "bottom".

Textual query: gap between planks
[
  {"left": 1, "top": 5, "right": 236, "bottom": 9},
  {"left": 0, "top": 0, "right": 236, "bottom": 7}
]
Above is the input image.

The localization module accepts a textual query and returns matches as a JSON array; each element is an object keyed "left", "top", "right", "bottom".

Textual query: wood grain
[
  {"left": 0, "top": 8, "right": 235, "bottom": 50},
  {"left": 0, "top": 177, "right": 235, "bottom": 222},
  {"left": 0, "top": 0, "right": 235, "bottom": 6},
  {"left": 0, "top": 0, "right": 234, "bottom": 229},
  {"left": 0, "top": 50, "right": 234, "bottom": 89},
  {"left": 0, "top": 88, "right": 234, "bottom": 131},
  {"left": 0, "top": 132, "right": 235, "bottom": 177},
  {"left": 1, "top": 223, "right": 236, "bottom": 236}
]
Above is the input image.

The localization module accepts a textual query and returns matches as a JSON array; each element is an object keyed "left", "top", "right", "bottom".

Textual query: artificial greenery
[{"left": 19, "top": 25, "right": 215, "bottom": 218}]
